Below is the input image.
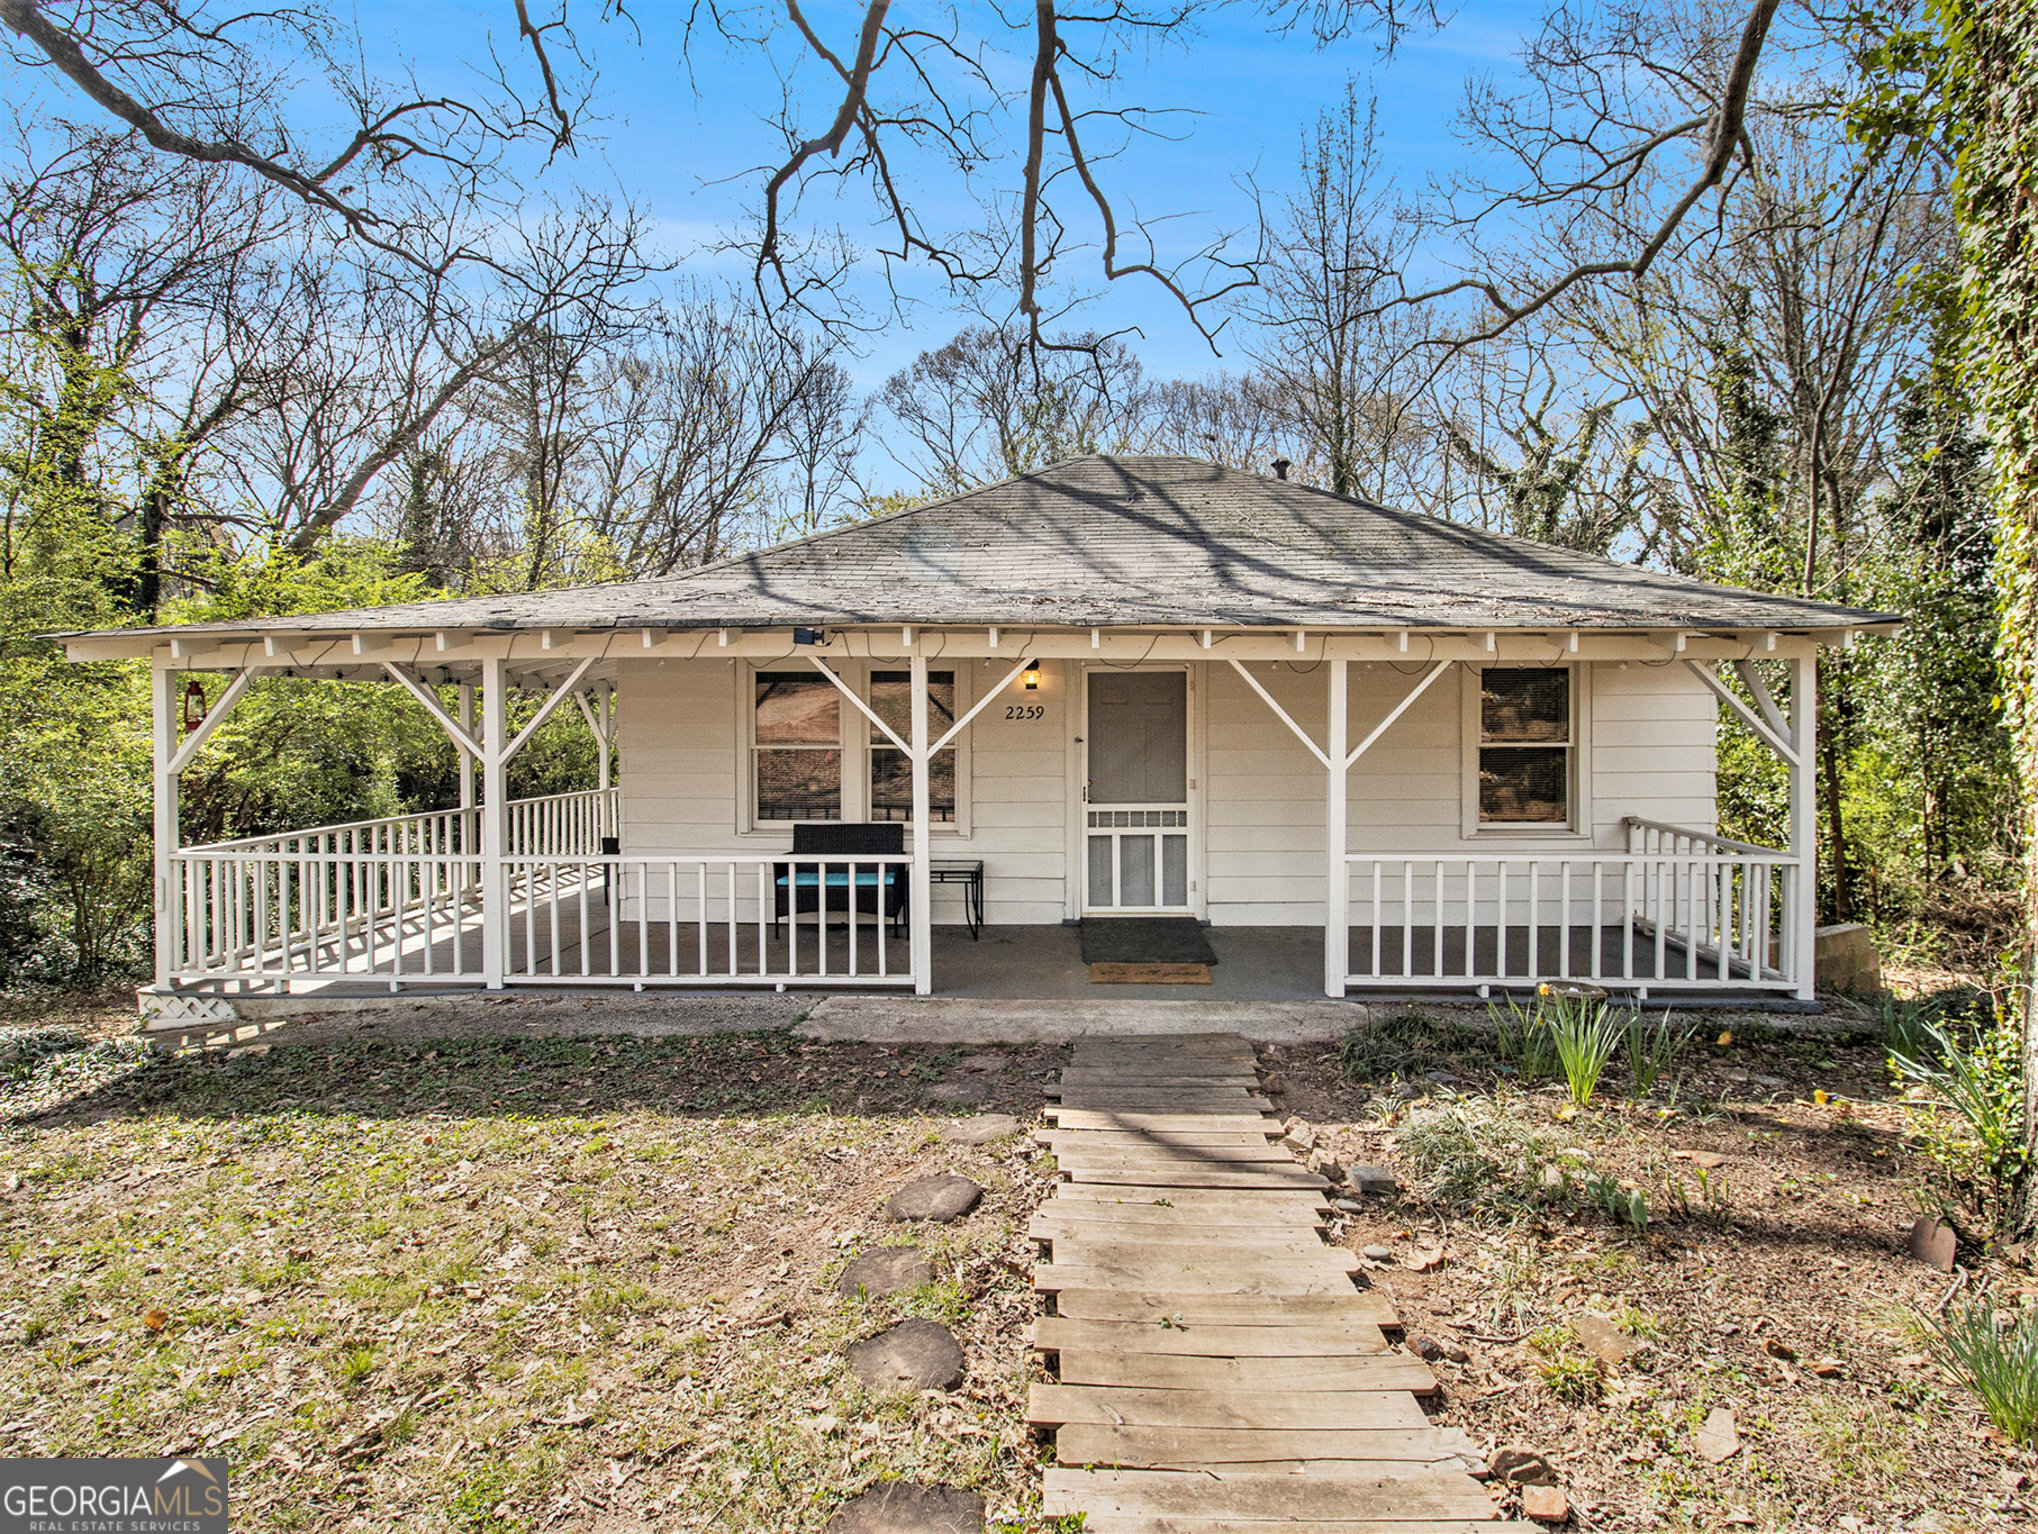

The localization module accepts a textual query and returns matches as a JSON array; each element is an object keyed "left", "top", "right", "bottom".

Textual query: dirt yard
[
  {"left": 0, "top": 1020, "right": 1067, "bottom": 1532},
  {"left": 1280, "top": 1008, "right": 2038, "bottom": 1532},
  {"left": 3, "top": 992, "right": 2034, "bottom": 1532}
]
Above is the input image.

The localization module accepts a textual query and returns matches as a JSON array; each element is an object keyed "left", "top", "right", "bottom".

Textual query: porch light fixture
[
  {"left": 793, "top": 627, "right": 827, "bottom": 646},
  {"left": 1021, "top": 659, "right": 1040, "bottom": 691},
  {"left": 181, "top": 679, "right": 207, "bottom": 736}
]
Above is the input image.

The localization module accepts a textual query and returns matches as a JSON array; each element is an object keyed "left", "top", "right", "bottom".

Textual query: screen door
[{"left": 1084, "top": 670, "right": 1192, "bottom": 911}]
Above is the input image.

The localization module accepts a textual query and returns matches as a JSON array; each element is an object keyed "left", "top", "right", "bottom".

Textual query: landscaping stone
[
  {"left": 1572, "top": 1313, "right": 1641, "bottom": 1366},
  {"left": 1306, "top": 1149, "right": 1343, "bottom": 1180},
  {"left": 1333, "top": 1197, "right": 1365, "bottom": 1214},
  {"left": 1521, "top": 1484, "right": 1569, "bottom": 1524},
  {"left": 1361, "top": 1244, "right": 1393, "bottom": 1262},
  {"left": 887, "top": 1175, "right": 982, "bottom": 1223},
  {"left": 1907, "top": 1213, "right": 1957, "bottom": 1273},
  {"left": 825, "top": 1483, "right": 985, "bottom": 1533},
  {"left": 1348, "top": 1163, "right": 1399, "bottom": 1195},
  {"left": 1694, "top": 1407, "right": 1740, "bottom": 1464},
  {"left": 1488, "top": 1445, "right": 1558, "bottom": 1485},
  {"left": 835, "top": 1247, "right": 934, "bottom": 1300},
  {"left": 846, "top": 1318, "right": 966, "bottom": 1391},
  {"left": 1409, "top": 1335, "right": 1444, "bottom": 1361},
  {"left": 1673, "top": 1149, "right": 1726, "bottom": 1170},
  {"left": 1281, "top": 1118, "right": 1317, "bottom": 1153},
  {"left": 940, "top": 1113, "right": 1020, "bottom": 1146}
]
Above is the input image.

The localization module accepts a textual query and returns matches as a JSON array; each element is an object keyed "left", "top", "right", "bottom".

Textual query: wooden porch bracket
[
  {"left": 1681, "top": 659, "right": 1799, "bottom": 767},
  {"left": 382, "top": 663, "right": 484, "bottom": 759},
  {"left": 502, "top": 655, "right": 597, "bottom": 765},
  {"left": 1224, "top": 660, "right": 1330, "bottom": 769}
]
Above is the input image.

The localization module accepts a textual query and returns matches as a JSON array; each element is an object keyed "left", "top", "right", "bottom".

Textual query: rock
[
  {"left": 825, "top": 1483, "right": 986, "bottom": 1533},
  {"left": 887, "top": 1175, "right": 982, "bottom": 1223},
  {"left": 1572, "top": 1313, "right": 1641, "bottom": 1366},
  {"left": 1348, "top": 1163, "right": 1400, "bottom": 1196},
  {"left": 1815, "top": 921, "right": 1883, "bottom": 997},
  {"left": 1281, "top": 1119, "right": 1317, "bottom": 1153},
  {"left": 1443, "top": 1342, "right": 1471, "bottom": 1363},
  {"left": 1307, "top": 1150, "right": 1343, "bottom": 1180},
  {"left": 1521, "top": 1484, "right": 1569, "bottom": 1524},
  {"left": 1809, "top": 1357, "right": 1845, "bottom": 1379},
  {"left": 835, "top": 1247, "right": 935, "bottom": 1300},
  {"left": 846, "top": 1319, "right": 965, "bottom": 1392},
  {"left": 1908, "top": 1213, "right": 1958, "bottom": 1273},
  {"left": 1361, "top": 1244, "right": 1393, "bottom": 1262},
  {"left": 1761, "top": 1337, "right": 1797, "bottom": 1363},
  {"left": 1409, "top": 1335, "right": 1445, "bottom": 1361},
  {"left": 1333, "top": 1198, "right": 1365, "bottom": 1214},
  {"left": 1672, "top": 1149, "right": 1726, "bottom": 1170},
  {"left": 1487, "top": 1445, "right": 1558, "bottom": 1486},
  {"left": 925, "top": 1080, "right": 988, "bottom": 1104},
  {"left": 1390, "top": 1081, "right": 1422, "bottom": 1100},
  {"left": 940, "top": 1113, "right": 1021, "bottom": 1146},
  {"left": 1261, "top": 1071, "right": 1286, "bottom": 1096},
  {"left": 1694, "top": 1407, "right": 1740, "bottom": 1464}
]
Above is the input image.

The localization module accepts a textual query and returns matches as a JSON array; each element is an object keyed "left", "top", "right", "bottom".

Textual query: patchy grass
[
  {"left": 1273, "top": 1006, "right": 2038, "bottom": 1531},
  {"left": 0, "top": 1021, "right": 1068, "bottom": 1531}
]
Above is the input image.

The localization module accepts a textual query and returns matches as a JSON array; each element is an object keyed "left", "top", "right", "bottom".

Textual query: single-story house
[{"left": 57, "top": 456, "right": 1895, "bottom": 1009}]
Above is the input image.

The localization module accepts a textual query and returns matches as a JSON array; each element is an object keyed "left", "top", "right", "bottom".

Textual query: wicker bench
[{"left": 772, "top": 822, "right": 908, "bottom": 936}]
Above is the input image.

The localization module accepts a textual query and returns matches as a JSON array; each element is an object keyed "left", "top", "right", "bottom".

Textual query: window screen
[{"left": 1479, "top": 668, "right": 1571, "bottom": 824}]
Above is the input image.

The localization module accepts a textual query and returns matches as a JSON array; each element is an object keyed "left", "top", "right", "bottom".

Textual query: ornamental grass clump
[
  {"left": 1545, "top": 990, "right": 1625, "bottom": 1108},
  {"left": 1920, "top": 1295, "right": 2038, "bottom": 1446}
]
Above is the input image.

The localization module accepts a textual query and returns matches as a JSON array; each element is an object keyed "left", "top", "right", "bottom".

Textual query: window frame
[
  {"left": 748, "top": 668, "right": 846, "bottom": 826},
  {"left": 740, "top": 661, "right": 972, "bottom": 835},
  {"left": 1460, "top": 662, "right": 1593, "bottom": 838}
]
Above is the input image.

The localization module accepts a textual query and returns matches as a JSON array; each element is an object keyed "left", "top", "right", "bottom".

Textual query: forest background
[{"left": 0, "top": 0, "right": 2016, "bottom": 997}]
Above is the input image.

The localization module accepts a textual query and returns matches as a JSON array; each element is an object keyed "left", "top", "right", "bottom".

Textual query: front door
[{"left": 1083, "top": 669, "right": 1192, "bottom": 912}]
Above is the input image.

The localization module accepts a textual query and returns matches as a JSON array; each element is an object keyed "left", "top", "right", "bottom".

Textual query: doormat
[
  {"left": 1089, "top": 961, "right": 1212, "bottom": 985},
  {"left": 1079, "top": 916, "right": 1218, "bottom": 966}
]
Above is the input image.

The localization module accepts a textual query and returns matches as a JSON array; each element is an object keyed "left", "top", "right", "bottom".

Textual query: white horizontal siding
[{"left": 615, "top": 655, "right": 1727, "bottom": 931}]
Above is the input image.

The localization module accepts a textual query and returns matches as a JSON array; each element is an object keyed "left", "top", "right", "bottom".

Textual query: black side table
[{"left": 928, "top": 858, "right": 986, "bottom": 939}]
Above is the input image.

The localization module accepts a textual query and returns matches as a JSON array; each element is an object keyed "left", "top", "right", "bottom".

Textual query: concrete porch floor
[{"left": 933, "top": 924, "right": 1334, "bottom": 1002}]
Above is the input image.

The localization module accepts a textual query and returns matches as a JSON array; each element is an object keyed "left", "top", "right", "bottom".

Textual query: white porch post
[
  {"left": 151, "top": 660, "right": 180, "bottom": 987},
  {"left": 909, "top": 654, "right": 932, "bottom": 995},
  {"left": 480, "top": 657, "right": 508, "bottom": 989},
  {"left": 458, "top": 683, "right": 476, "bottom": 812},
  {"left": 1324, "top": 658, "right": 1348, "bottom": 997},
  {"left": 1789, "top": 654, "right": 1817, "bottom": 1000}
]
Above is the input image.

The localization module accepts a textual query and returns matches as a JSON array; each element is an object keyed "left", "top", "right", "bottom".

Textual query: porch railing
[
  {"left": 1344, "top": 836, "right": 1800, "bottom": 993},
  {"left": 168, "top": 788, "right": 619, "bottom": 983},
  {"left": 503, "top": 854, "right": 911, "bottom": 985},
  {"left": 165, "top": 791, "right": 913, "bottom": 988}
]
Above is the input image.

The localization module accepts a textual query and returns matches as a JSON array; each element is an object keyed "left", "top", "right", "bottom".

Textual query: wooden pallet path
[{"left": 1028, "top": 1033, "right": 1522, "bottom": 1533}]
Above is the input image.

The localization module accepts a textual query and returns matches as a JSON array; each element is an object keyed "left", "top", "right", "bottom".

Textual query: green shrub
[
  {"left": 1546, "top": 993, "right": 1624, "bottom": 1107},
  {"left": 1625, "top": 1010, "right": 1695, "bottom": 1098},
  {"left": 1888, "top": 1012, "right": 2029, "bottom": 1228}
]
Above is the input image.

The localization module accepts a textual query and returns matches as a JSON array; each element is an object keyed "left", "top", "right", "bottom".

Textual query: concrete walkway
[{"left": 1025, "top": 1033, "right": 1527, "bottom": 1533}]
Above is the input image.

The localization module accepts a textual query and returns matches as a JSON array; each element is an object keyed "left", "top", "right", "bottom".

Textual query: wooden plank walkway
[{"left": 1027, "top": 1033, "right": 1525, "bottom": 1533}]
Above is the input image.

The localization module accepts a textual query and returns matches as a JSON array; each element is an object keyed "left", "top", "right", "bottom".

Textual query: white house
[{"left": 58, "top": 456, "right": 1894, "bottom": 1008}]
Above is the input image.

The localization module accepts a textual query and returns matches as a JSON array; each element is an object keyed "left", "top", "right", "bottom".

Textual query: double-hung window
[
  {"left": 868, "top": 670, "right": 956, "bottom": 822},
  {"left": 753, "top": 671, "right": 841, "bottom": 821},
  {"left": 1476, "top": 667, "right": 1573, "bottom": 826}
]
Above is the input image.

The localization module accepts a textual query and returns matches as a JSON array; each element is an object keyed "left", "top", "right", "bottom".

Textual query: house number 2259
[{"left": 1005, "top": 704, "right": 1046, "bottom": 720}]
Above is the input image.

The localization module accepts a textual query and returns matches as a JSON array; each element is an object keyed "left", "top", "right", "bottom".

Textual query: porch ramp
[{"left": 1027, "top": 1034, "right": 1522, "bottom": 1533}]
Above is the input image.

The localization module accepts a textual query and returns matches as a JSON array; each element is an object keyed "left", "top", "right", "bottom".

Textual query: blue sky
[{"left": 351, "top": 2, "right": 1547, "bottom": 392}]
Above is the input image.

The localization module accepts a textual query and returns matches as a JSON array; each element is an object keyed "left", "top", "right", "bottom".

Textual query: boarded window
[
  {"left": 1479, "top": 668, "right": 1571, "bottom": 824},
  {"left": 868, "top": 671, "right": 956, "bottom": 822},
  {"left": 754, "top": 672, "right": 840, "bottom": 820}
]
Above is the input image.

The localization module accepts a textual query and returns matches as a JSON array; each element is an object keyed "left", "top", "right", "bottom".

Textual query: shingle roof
[{"left": 63, "top": 455, "right": 1897, "bottom": 642}]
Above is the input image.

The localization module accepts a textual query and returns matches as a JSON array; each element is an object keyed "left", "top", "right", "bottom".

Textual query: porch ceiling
[{"left": 53, "top": 456, "right": 1897, "bottom": 671}]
